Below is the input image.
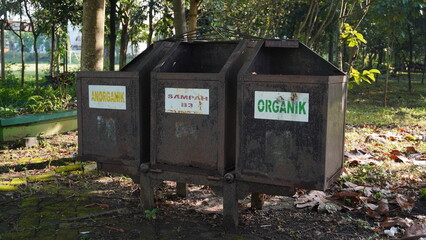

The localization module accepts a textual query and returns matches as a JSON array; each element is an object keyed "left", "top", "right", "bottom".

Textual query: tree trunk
[
  {"left": 108, "top": 0, "right": 117, "bottom": 71},
  {"left": 376, "top": 48, "right": 384, "bottom": 69},
  {"left": 19, "top": 29, "right": 24, "bottom": 86},
  {"left": 50, "top": 27, "right": 55, "bottom": 77},
  {"left": 188, "top": 0, "right": 200, "bottom": 32},
  {"left": 328, "top": 32, "right": 334, "bottom": 63},
  {"left": 24, "top": 0, "right": 39, "bottom": 87},
  {"left": 56, "top": 34, "right": 60, "bottom": 73},
  {"left": 10, "top": 14, "right": 25, "bottom": 85},
  {"left": 1, "top": 0, "right": 5, "bottom": 83},
  {"left": 384, "top": 40, "right": 391, "bottom": 107},
  {"left": 407, "top": 23, "right": 413, "bottom": 93},
  {"left": 34, "top": 38, "right": 39, "bottom": 86},
  {"left": 1, "top": 18, "right": 5, "bottom": 83},
  {"left": 337, "top": 0, "right": 345, "bottom": 71},
  {"left": 173, "top": 0, "right": 187, "bottom": 36},
  {"left": 81, "top": 0, "right": 106, "bottom": 71},
  {"left": 147, "top": 0, "right": 154, "bottom": 46},
  {"left": 0, "top": 0, "right": 5, "bottom": 83},
  {"left": 119, "top": 21, "right": 128, "bottom": 69},
  {"left": 422, "top": 49, "right": 425, "bottom": 84}
]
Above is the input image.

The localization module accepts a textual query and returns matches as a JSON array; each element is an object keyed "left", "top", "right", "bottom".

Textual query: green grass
[
  {"left": 9, "top": 63, "right": 81, "bottom": 79},
  {"left": 346, "top": 77, "right": 426, "bottom": 126}
]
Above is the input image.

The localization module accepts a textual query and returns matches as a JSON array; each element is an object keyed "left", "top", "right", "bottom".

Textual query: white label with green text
[{"left": 254, "top": 91, "right": 309, "bottom": 122}]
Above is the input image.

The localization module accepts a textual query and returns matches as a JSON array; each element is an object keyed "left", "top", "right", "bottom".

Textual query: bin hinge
[
  {"left": 265, "top": 40, "right": 299, "bottom": 48},
  {"left": 140, "top": 163, "right": 150, "bottom": 173},
  {"left": 207, "top": 176, "right": 221, "bottom": 181},
  {"left": 149, "top": 168, "right": 163, "bottom": 173}
]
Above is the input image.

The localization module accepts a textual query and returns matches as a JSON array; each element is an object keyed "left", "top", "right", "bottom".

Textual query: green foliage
[
  {"left": 341, "top": 23, "right": 381, "bottom": 88},
  {"left": 26, "top": 92, "right": 72, "bottom": 113},
  {"left": 144, "top": 208, "right": 158, "bottom": 220},
  {"left": 340, "top": 163, "right": 390, "bottom": 185},
  {"left": 0, "top": 72, "right": 76, "bottom": 117},
  {"left": 348, "top": 67, "right": 381, "bottom": 89},
  {"left": 420, "top": 188, "right": 426, "bottom": 199},
  {"left": 341, "top": 23, "right": 367, "bottom": 47}
]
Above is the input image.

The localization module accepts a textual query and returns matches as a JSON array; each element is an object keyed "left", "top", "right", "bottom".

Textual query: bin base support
[
  {"left": 223, "top": 182, "right": 238, "bottom": 233},
  {"left": 251, "top": 192, "right": 265, "bottom": 210},
  {"left": 140, "top": 173, "right": 156, "bottom": 210},
  {"left": 176, "top": 182, "right": 187, "bottom": 197}
]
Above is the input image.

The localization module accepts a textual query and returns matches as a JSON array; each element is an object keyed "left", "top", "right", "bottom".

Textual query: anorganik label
[
  {"left": 89, "top": 85, "right": 126, "bottom": 110},
  {"left": 254, "top": 91, "right": 309, "bottom": 122},
  {"left": 165, "top": 88, "right": 209, "bottom": 115}
]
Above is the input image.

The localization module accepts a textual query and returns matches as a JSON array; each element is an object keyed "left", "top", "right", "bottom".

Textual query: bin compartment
[
  {"left": 150, "top": 41, "right": 247, "bottom": 177},
  {"left": 77, "top": 41, "right": 177, "bottom": 180},
  {"left": 77, "top": 72, "right": 140, "bottom": 177},
  {"left": 236, "top": 40, "right": 347, "bottom": 191}
]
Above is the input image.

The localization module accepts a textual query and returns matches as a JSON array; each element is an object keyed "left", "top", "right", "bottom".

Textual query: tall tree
[
  {"left": 188, "top": 0, "right": 202, "bottom": 32},
  {"left": 23, "top": 0, "right": 41, "bottom": 87},
  {"left": 0, "top": 0, "right": 6, "bottom": 83},
  {"left": 108, "top": 0, "right": 117, "bottom": 71},
  {"left": 173, "top": 0, "right": 187, "bottom": 35},
  {"left": 118, "top": 0, "right": 131, "bottom": 69},
  {"left": 337, "top": 0, "right": 373, "bottom": 71},
  {"left": 81, "top": 0, "right": 105, "bottom": 71},
  {"left": 145, "top": 0, "right": 173, "bottom": 45},
  {"left": 35, "top": 0, "right": 81, "bottom": 76},
  {"left": 8, "top": 1, "right": 26, "bottom": 86},
  {"left": 117, "top": 0, "right": 147, "bottom": 68}
]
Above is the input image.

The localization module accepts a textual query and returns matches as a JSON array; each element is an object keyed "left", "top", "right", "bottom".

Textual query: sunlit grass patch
[
  {"left": 346, "top": 106, "right": 426, "bottom": 126},
  {"left": 346, "top": 80, "right": 426, "bottom": 127}
]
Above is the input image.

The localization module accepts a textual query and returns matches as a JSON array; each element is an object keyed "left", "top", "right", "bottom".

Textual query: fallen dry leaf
[
  {"left": 84, "top": 203, "right": 110, "bottom": 208},
  {"left": 380, "top": 217, "right": 413, "bottom": 228},
  {"left": 395, "top": 194, "right": 415, "bottom": 213},
  {"left": 104, "top": 226, "right": 125, "bottom": 232},
  {"left": 366, "top": 208, "right": 381, "bottom": 219},
  {"left": 332, "top": 191, "right": 361, "bottom": 205},
  {"left": 376, "top": 199, "right": 389, "bottom": 216},
  {"left": 404, "top": 222, "right": 426, "bottom": 238},
  {"left": 294, "top": 190, "right": 341, "bottom": 213},
  {"left": 406, "top": 146, "right": 417, "bottom": 153},
  {"left": 391, "top": 150, "right": 402, "bottom": 155}
]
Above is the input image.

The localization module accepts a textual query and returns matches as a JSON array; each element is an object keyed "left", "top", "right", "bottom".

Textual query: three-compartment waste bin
[
  {"left": 77, "top": 41, "right": 177, "bottom": 181},
  {"left": 77, "top": 38, "right": 347, "bottom": 231}
]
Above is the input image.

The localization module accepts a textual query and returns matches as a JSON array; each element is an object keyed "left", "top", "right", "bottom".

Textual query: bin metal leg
[
  {"left": 176, "top": 182, "right": 187, "bottom": 197},
  {"left": 251, "top": 192, "right": 265, "bottom": 210},
  {"left": 140, "top": 174, "right": 155, "bottom": 210},
  {"left": 223, "top": 182, "right": 238, "bottom": 232}
]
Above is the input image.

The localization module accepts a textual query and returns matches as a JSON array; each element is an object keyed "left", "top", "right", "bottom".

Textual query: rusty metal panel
[
  {"left": 236, "top": 40, "right": 347, "bottom": 191},
  {"left": 77, "top": 72, "right": 140, "bottom": 174},
  {"left": 151, "top": 41, "right": 248, "bottom": 177}
]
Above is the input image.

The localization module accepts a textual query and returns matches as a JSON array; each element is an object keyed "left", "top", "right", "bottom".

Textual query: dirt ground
[{"left": 0, "top": 130, "right": 425, "bottom": 239}]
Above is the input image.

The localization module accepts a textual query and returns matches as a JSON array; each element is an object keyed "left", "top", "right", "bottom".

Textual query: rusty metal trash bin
[
  {"left": 234, "top": 39, "right": 347, "bottom": 201},
  {"left": 77, "top": 41, "right": 177, "bottom": 181}
]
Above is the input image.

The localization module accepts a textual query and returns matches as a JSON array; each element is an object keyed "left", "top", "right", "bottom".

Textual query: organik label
[{"left": 254, "top": 91, "right": 309, "bottom": 122}]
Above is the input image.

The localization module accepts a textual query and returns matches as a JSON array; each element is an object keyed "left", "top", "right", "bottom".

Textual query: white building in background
[
  {"left": 67, "top": 22, "right": 82, "bottom": 65},
  {"left": 66, "top": 21, "right": 147, "bottom": 67}
]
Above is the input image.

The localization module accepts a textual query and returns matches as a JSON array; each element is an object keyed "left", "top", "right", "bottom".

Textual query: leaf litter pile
[
  {"left": 0, "top": 125, "right": 425, "bottom": 239},
  {"left": 292, "top": 124, "right": 426, "bottom": 239}
]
